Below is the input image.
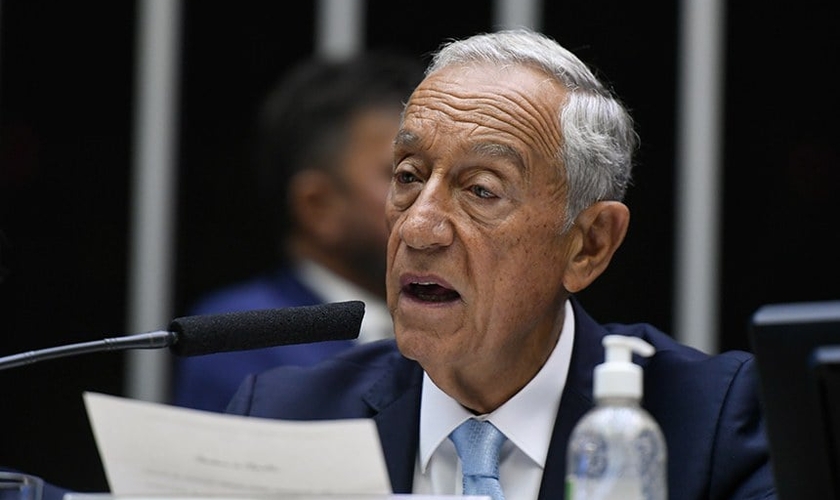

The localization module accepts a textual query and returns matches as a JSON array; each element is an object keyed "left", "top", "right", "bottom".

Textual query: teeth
[{"left": 414, "top": 282, "right": 437, "bottom": 286}]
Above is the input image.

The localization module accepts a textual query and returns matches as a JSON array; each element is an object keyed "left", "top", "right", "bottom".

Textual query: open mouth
[{"left": 404, "top": 282, "right": 461, "bottom": 303}]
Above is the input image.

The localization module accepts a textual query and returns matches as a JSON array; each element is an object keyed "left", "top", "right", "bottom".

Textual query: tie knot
[{"left": 449, "top": 418, "right": 506, "bottom": 477}]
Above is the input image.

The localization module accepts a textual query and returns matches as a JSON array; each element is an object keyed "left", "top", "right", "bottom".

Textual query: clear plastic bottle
[{"left": 565, "top": 335, "right": 667, "bottom": 500}]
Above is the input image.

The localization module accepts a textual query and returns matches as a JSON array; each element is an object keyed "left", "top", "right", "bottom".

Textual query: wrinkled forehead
[
  {"left": 402, "top": 62, "right": 566, "bottom": 169},
  {"left": 411, "top": 61, "right": 567, "bottom": 111}
]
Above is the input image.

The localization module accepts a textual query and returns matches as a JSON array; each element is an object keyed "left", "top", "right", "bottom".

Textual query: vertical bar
[
  {"left": 316, "top": 0, "right": 365, "bottom": 60},
  {"left": 674, "top": 0, "right": 725, "bottom": 353},
  {"left": 493, "top": 0, "right": 542, "bottom": 30},
  {"left": 125, "top": 0, "right": 182, "bottom": 402},
  {"left": 0, "top": 0, "right": 4, "bottom": 103}
]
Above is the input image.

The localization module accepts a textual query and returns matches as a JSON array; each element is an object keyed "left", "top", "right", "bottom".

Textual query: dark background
[{"left": 1, "top": 0, "right": 837, "bottom": 491}]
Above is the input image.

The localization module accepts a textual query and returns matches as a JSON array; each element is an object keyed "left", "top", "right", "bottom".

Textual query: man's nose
[{"left": 397, "top": 184, "right": 455, "bottom": 250}]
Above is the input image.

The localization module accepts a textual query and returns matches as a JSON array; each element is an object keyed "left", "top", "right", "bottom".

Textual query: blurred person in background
[{"left": 172, "top": 51, "right": 424, "bottom": 412}]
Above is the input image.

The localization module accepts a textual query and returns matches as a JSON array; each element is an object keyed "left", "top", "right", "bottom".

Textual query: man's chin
[{"left": 393, "top": 327, "right": 435, "bottom": 362}]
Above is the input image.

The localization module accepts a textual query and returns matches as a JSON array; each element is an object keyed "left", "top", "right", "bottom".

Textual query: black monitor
[{"left": 750, "top": 300, "right": 840, "bottom": 500}]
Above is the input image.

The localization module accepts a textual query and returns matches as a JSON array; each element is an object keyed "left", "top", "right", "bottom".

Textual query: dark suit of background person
[
  {"left": 171, "top": 52, "right": 424, "bottom": 412},
  {"left": 226, "top": 29, "right": 777, "bottom": 500}
]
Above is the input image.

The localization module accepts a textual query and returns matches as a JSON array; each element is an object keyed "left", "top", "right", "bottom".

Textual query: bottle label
[{"left": 565, "top": 475, "right": 643, "bottom": 500}]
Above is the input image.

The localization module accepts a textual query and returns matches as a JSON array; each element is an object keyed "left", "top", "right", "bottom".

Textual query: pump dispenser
[
  {"left": 566, "top": 335, "right": 667, "bottom": 500},
  {"left": 594, "top": 335, "right": 655, "bottom": 400}
]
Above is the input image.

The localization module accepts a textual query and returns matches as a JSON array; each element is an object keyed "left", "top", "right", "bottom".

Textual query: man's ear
[
  {"left": 562, "top": 201, "right": 630, "bottom": 293},
  {"left": 288, "top": 169, "right": 344, "bottom": 243}
]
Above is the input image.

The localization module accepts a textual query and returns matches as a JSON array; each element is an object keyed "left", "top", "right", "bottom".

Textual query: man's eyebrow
[
  {"left": 394, "top": 132, "right": 526, "bottom": 171},
  {"left": 469, "top": 142, "right": 525, "bottom": 170},
  {"left": 394, "top": 130, "right": 419, "bottom": 148}
]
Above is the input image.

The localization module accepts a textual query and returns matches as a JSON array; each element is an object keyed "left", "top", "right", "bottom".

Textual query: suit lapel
[
  {"left": 538, "top": 298, "right": 605, "bottom": 500},
  {"left": 363, "top": 355, "right": 425, "bottom": 494}
]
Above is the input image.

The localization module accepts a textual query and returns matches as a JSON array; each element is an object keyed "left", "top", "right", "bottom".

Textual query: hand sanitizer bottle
[{"left": 565, "top": 335, "right": 667, "bottom": 500}]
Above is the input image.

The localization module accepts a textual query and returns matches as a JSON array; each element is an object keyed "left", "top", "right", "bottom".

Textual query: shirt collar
[
  {"left": 294, "top": 259, "right": 392, "bottom": 343},
  {"left": 418, "top": 300, "right": 576, "bottom": 471}
]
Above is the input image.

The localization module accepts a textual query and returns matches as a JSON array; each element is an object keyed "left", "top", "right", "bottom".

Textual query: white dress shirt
[
  {"left": 412, "top": 300, "right": 576, "bottom": 500},
  {"left": 295, "top": 259, "right": 393, "bottom": 343}
]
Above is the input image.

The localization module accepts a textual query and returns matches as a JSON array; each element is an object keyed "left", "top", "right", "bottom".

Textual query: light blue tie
[{"left": 449, "top": 419, "right": 506, "bottom": 500}]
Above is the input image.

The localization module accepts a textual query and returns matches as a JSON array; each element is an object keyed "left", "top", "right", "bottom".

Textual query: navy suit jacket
[
  {"left": 172, "top": 268, "right": 357, "bottom": 411},
  {"left": 227, "top": 298, "right": 776, "bottom": 500}
]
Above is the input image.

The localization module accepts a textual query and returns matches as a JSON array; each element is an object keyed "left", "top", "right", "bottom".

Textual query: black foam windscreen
[{"left": 168, "top": 300, "right": 365, "bottom": 356}]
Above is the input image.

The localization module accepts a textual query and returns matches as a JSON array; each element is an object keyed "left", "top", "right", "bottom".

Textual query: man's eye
[
  {"left": 395, "top": 171, "right": 419, "bottom": 184},
  {"left": 470, "top": 185, "right": 496, "bottom": 199}
]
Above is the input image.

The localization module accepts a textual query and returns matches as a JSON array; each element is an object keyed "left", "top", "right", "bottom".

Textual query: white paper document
[{"left": 82, "top": 392, "right": 392, "bottom": 497}]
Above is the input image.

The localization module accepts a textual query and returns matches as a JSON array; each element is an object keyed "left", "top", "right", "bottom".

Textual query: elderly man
[{"left": 227, "top": 29, "right": 776, "bottom": 500}]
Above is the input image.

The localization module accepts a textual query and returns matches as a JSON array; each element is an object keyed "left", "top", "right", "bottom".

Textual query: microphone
[
  {"left": 0, "top": 300, "right": 365, "bottom": 371},
  {"left": 168, "top": 300, "right": 364, "bottom": 356}
]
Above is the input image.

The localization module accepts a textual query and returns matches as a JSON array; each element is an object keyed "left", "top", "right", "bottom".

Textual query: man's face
[
  {"left": 333, "top": 107, "right": 403, "bottom": 290},
  {"left": 386, "top": 62, "right": 575, "bottom": 384}
]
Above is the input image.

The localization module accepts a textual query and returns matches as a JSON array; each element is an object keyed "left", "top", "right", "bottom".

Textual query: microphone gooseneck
[{"left": 0, "top": 331, "right": 177, "bottom": 371}]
